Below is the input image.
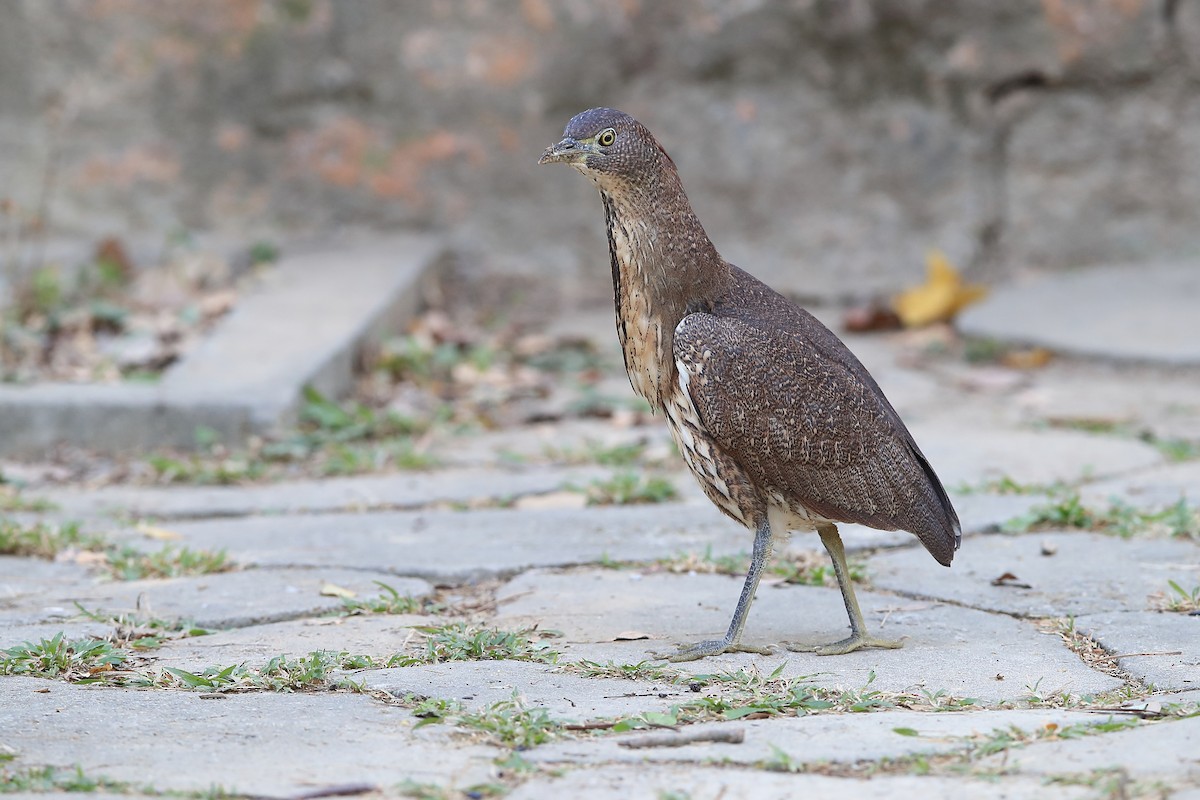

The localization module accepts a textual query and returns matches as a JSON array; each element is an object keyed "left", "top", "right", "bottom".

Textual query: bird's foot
[
  {"left": 784, "top": 634, "right": 905, "bottom": 656},
  {"left": 650, "top": 638, "right": 776, "bottom": 663}
]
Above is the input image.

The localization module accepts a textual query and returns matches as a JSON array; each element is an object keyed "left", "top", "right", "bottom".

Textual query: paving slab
[
  {"left": 957, "top": 263, "right": 1200, "bottom": 367},
  {"left": 910, "top": 424, "right": 1164, "bottom": 488},
  {"left": 31, "top": 568, "right": 432, "bottom": 630},
  {"left": 149, "top": 614, "right": 436, "bottom": 672},
  {"left": 494, "top": 568, "right": 1123, "bottom": 702},
  {"left": 0, "top": 676, "right": 499, "bottom": 795},
  {"left": 0, "top": 557, "right": 96, "bottom": 606},
  {"left": 529, "top": 708, "right": 1110, "bottom": 768},
  {"left": 508, "top": 766, "right": 1089, "bottom": 800},
  {"left": 869, "top": 531, "right": 1200, "bottom": 618},
  {"left": 43, "top": 465, "right": 610, "bottom": 521},
  {"left": 127, "top": 504, "right": 755, "bottom": 582},
  {"left": 1081, "top": 460, "right": 1200, "bottom": 509},
  {"left": 0, "top": 236, "right": 444, "bottom": 457},
  {"left": 1074, "top": 611, "right": 1200, "bottom": 692},
  {"left": 120, "top": 489, "right": 1054, "bottom": 587},
  {"left": 363, "top": 660, "right": 688, "bottom": 722},
  {"left": 427, "top": 418, "right": 670, "bottom": 468},
  {"left": 979, "top": 713, "right": 1200, "bottom": 781}
]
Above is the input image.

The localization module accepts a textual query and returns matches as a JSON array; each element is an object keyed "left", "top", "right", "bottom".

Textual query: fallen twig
[
  {"left": 1098, "top": 650, "right": 1183, "bottom": 660},
  {"left": 619, "top": 727, "right": 745, "bottom": 749},
  {"left": 563, "top": 720, "right": 618, "bottom": 731}
]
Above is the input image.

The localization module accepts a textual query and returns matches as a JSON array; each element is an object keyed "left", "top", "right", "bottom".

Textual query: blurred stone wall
[{"left": 0, "top": 0, "right": 1196, "bottom": 303}]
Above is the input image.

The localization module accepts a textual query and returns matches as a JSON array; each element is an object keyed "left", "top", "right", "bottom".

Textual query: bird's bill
[{"left": 538, "top": 137, "right": 594, "bottom": 165}]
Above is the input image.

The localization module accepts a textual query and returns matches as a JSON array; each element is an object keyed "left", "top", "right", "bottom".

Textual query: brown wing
[{"left": 674, "top": 309, "right": 960, "bottom": 566}]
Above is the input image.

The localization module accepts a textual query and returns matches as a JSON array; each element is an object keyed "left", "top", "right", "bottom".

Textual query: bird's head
[{"left": 538, "top": 107, "right": 673, "bottom": 189}]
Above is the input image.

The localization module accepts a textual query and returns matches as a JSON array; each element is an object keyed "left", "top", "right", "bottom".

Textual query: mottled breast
[{"left": 665, "top": 337, "right": 766, "bottom": 530}]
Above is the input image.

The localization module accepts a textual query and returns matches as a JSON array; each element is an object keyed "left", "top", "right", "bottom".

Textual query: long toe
[
  {"left": 784, "top": 634, "right": 905, "bottom": 656},
  {"left": 651, "top": 639, "right": 775, "bottom": 663}
]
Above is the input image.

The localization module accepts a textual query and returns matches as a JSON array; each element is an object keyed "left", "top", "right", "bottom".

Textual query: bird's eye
[{"left": 597, "top": 128, "right": 616, "bottom": 147}]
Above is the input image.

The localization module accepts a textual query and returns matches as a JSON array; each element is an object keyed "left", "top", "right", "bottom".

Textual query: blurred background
[
  {"left": 3, "top": 0, "right": 1197, "bottom": 304},
  {"left": 0, "top": 0, "right": 1198, "bottom": 470}
]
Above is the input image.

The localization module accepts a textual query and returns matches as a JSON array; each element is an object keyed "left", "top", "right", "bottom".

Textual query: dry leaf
[
  {"left": 320, "top": 582, "right": 357, "bottom": 599},
  {"left": 613, "top": 631, "right": 651, "bottom": 641},
  {"left": 136, "top": 522, "right": 183, "bottom": 541},
  {"left": 892, "top": 250, "right": 987, "bottom": 327},
  {"left": 990, "top": 572, "right": 1032, "bottom": 589},
  {"left": 843, "top": 301, "right": 902, "bottom": 333},
  {"left": 513, "top": 491, "right": 587, "bottom": 511},
  {"left": 1001, "top": 348, "right": 1053, "bottom": 370}
]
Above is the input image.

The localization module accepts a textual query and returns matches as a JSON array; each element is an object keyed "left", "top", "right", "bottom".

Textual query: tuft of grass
[
  {"left": 338, "top": 581, "right": 440, "bottom": 616},
  {"left": 163, "top": 650, "right": 371, "bottom": 693},
  {"left": 583, "top": 471, "right": 677, "bottom": 506},
  {"left": 144, "top": 387, "right": 439, "bottom": 486},
  {"left": 0, "top": 764, "right": 130, "bottom": 793},
  {"left": 562, "top": 659, "right": 680, "bottom": 682},
  {"left": 771, "top": 552, "right": 867, "bottom": 587},
  {"left": 73, "top": 603, "right": 212, "bottom": 651},
  {"left": 106, "top": 544, "right": 232, "bottom": 581},
  {"left": 0, "top": 521, "right": 103, "bottom": 559},
  {"left": 0, "top": 487, "right": 58, "bottom": 513},
  {"left": 545, "top": 439, "right": 650, "bottom": 467},
  {"left": 954, "top": 475, "right": 1064, "bottom": 496},
  {"left": 1151, "top": 580, "right": 1200, "bottom": 613},
  {"left": 0, "top": 520, "right": 234, "bottom": 582},
  {"left": 1003, "top": 493, "right": 1199, "bottom": 539},
  {"left": 392, "top": 623, "right": 559, "bottom": 666},
  {"left": 0, "top": 633, "right": 127, "bottom": 681},
  {"left": 655, "top": 546, "right": 747, "bottom": 576},
  {"left": 651, "top": 547, "right": 864, "bottom": 588},
  {"left": 147, "top": 453, "right": 267, "bottom": 485},
  {"left": 408, "top": 692, "right": 563, "bottom": 749},
  {"left": 1045, "top": 418, "right": 1200, "bottom": 464}
]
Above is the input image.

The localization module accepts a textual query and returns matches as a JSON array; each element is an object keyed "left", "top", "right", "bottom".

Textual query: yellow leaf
[
  {"left": 320, "top": 582, "right": 357, "bottom": 599},
  {"left": 1000, "top": 347, "right": 1053, "bottom": 370},
  {"left": 136, "top": 522, "right": 183, "bottom": 541},
  {"left": 892, "top": 250, "right": 987, "bottom": 327}
]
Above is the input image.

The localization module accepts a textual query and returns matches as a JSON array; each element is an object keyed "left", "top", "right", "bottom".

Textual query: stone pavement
[{"left": 2, "top": 302, "right": 1200, "bottom": 799}]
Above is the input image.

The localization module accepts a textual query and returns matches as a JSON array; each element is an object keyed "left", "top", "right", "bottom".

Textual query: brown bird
[{"left": 539, "top": 108, "right": 960, "bottom": 662}]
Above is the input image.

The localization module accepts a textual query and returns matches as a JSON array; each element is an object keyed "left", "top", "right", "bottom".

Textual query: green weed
[
  {"left": 563, "top": 659, "right": 680, "bottom": 682},
  {"left": 73, "top": 603, "right": 212, "bottom": 650},
  {"left": 0, "top": 521, "right": 102, "bottom": 559},
  {"left": 393, "top": 623, "right": 559, "bottom": 666},
  {"left": 339, "top": 581, "right": 439, "bottom": 616},
  {"left": 1152, "top": 580, "right": 1200, "bottom": 613},
  {"left": 163, "top": 650, "right": 370, "bottom": 693},
  {"left": 583, "top": 471, "right": 677, "bottom": 506},
  {"left": 409, "top": 692, "right": 562, "bottom": 748},
  {"left": 0, "top": 487, "right": 57, "bottom": 513},
  {"left": 1003, "top": 493, "right": 1199, "bottom": 538},
  {"left": 0, "top": 633, "right": 127, "bottom": 681},
  {"left": 0, "top": 764, "right": 130, "bottom": 793},
  {"left": 106, "top": 545, "right": 232, "bottom": 581},
  {"left": 545, "top": 439, "right": 649, "bottom": 467}
]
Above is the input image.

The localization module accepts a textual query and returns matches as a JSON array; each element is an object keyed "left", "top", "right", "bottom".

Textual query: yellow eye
[{"left": 597, "top": 128, "right": 616, "bottom": 147}]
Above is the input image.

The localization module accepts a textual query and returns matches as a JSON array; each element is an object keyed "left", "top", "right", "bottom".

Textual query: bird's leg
[
  {"left": 786, "top": 523, "right": 904, "bottom": 656},
  {"left": 652, "top": 520, "right": 775, "bottom": 662}
]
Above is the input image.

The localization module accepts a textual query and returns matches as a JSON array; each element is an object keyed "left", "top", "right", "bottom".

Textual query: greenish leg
[
  {"left": 652, "top": 520, "right": 776, "bottom": 663},
  {"left": 786, "top": 522, "right": 904, "bottom": 656}
]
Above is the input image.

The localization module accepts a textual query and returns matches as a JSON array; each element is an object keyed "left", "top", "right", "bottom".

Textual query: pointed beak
[{"left": 538, "top": 137, "right": 587, "bottom": 165}]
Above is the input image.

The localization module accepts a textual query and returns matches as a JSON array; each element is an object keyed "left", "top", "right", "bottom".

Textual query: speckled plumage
[{"left": 540, "top": 107, "right": 960, "bottom": 659}]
